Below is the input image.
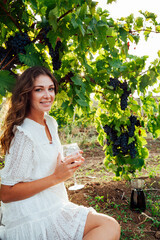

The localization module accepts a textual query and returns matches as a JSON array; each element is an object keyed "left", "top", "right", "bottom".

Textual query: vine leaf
[
  {"left": 18, "top": 44, "right": 43, "bottom": 67},
  {"left": 71, "top": 75, "right": 83, "bottom": 85},
  {"left": 0, "top": 70, "right": 16, "bottom": 96},
  {"left": 107, "top": 0, "right": 117, "bottom": 4}
]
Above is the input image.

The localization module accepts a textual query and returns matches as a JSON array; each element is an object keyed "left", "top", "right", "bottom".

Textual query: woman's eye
[
  {"left": 35, "top": 88, "right": 42, "bottom": 92},
  {"left": 49, "top": 88, "right": 55, "bottom": 91}
]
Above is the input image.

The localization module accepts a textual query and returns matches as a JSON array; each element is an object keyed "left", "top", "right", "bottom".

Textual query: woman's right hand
[{"left": 52, "top": 152, "right": 84, "bottom": 184}]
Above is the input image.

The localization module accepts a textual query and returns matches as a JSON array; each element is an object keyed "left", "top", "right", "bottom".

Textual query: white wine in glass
[{"left": 62, "top": 143, "right": 84, "bottom": 190}]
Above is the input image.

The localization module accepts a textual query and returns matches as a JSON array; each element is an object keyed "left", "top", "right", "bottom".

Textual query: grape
[
  {"left": 135, "top": 119, "right": 141, "bottom": 127},
  {"left": 120, "top": 92, "right": 128, "bottom": 110},
  {"left": 120, "top": 133, "right": 129, "bottom": 154},
  {"left": 106, "top": 139, "right": 110, "bottom": 146},
  {"left": 129, "top": 115, "right": 137, "bottom": 124},
  {"left": 42, "top": 29, "right": 62, "bottom": 71},
  {"left": 104, "top": 124, "right": 119, "bottom": 145},
  {"left": 119, "top": 81, "right": 131, "bottom": 111},
  {"left": 128, "top": 124, "right": 135, "bottom": 137},
  {"left": 104, "top": 116, "right": 139, "bottom": 159},
  {"left": 114, "top": 136, "right": 121, "bottom": 146},
  {"left": 103, "top": 125, "right": 111, "bottom": 134},
  {"left": 52, "top": 40, "right": 62, "bottom": 70},
  {"left": 6, "top": 33, "right": 31, "bottom": 54},
  {"left": 128, "top": 141, "right": 137, "bottom": 159},
  {"left": 112, "top": 145, "right": 120, "bottom": 156},
  {"left": 108, "top": 78, "right": 120, "bottom": 90},
  {"left": 128, "top": 115, "right": 140, "bottom": 137},
  {"left": 119, "top": 81, "right": 128, "bottom": 90}
]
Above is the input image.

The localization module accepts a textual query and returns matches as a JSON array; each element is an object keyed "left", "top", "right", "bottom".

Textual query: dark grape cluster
[
  {"left": 103, "top": 125, "right": 117, "bottom": 142},
  {"left": 103, "top": 115, "right": 141, "bottom": 159},
  {"left": 107, "top": 78, "right": 131, "bottom": 111},
  {"left": 112, "top": 145, "right": 120, "bottom": 156},
  {"left": 52, "top": 40, "right": 62, "bottom": 70},
  {"left": 120, "top": 92, "right": 128, "bottom": 110},
  {"left": 42, "top": 28, "right": 62, "bottom": 71},
  {"left": 6, "top": 32, "right": 31, "bottom": 54},
  {"left": 128, "top": 115, "right": 140, "bottom": 137},
  {"left": 120, "top": 133, "right": 129, "bottom": 154},
  {"left": 119, "top": 81, "right": 131, "bottom": 111},
  {"left": 128, "top": 141, "right": 137, "bottom": 159},
  {"left": 0, "top": 32, "right": 31, "bottom": 70},
  {"left": 108, "top": 78, "right": 120, "bottom": 90},
  {"left": 103, "top": 124, "right": 121, "bottom": 156}
]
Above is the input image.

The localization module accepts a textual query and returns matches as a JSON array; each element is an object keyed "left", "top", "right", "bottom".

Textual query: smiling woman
[
  {"left": 0, "top": 66, "right": 120, "bottom": 240},
  {"left": 27, "top": 75, "right": 56, "bottom": 124}
]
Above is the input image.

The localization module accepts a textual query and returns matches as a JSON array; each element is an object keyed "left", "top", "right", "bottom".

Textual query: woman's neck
[{"left": 26, "top": 110, "right": 45, "bottom": 125}]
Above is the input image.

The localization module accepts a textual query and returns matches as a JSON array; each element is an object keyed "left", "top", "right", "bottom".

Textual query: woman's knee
[
  {"left": 84, "top": 211, "right": 121, "bottom": 239},
  {"left": 109, "top": 217, "right": 121, "bottom": 239},
  {"left": 102, "top": 215, "right": 121, "bottom": 239}
]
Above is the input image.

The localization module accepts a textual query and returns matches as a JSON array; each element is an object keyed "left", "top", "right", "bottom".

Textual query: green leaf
[
  {"left": 71, "top": 14, "right": 78, "bottom": 28},
  {"left": 156, "top": 25, "right": 160, "bottom": 32},
  {"left": 128, "top": 137, "right": 135, "bottom": 144},
  {"left": 75, "top": 88, "right": 86, "bottom": 100},
  {"left": 29, "top": 0, "right": 38, "bottom": 10},
  {"left": 135, "top": 17, "right": 143, "bottom": 29},
  {"left": 71, "top": 75, "right": 83, "bottom": 85},
  {"left": 107, "top": 0, "right": 117, "bottom": 4},
  {"left": 49, "top": 10, "right": 57, "bottom": 32},
  {"left": 155, "top": 129, "right": 160, "bottom": 138},
  {"left": 0, "top": 70, "right": 16, "bottom": 95},
  {"left": 18, "top": 44, "right": 43, "bottom": 67},
  {"left": 141, "top": 147, "right": 149, "bottom": 159},
  {"left": 76, "top": 98, "right": 89, "bottom": 107},
  {"left": 89, "top": 1, "right": 98, "bottom": 15},
  {"left": 119, "top": 27, "right": 127, "bottom": 42},
  {"left": 139, "top": 74, "right": 150, "bottom": 92},
  {"left": 77, "top": 18, "right": 85, "bottom": 36}
]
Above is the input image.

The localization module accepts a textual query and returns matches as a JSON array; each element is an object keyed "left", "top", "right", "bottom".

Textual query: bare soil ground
[{"left": 65, "top": 139, "right": 160, "bottom": 240}]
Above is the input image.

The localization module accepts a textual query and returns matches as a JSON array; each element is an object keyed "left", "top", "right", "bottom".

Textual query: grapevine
[
  {"left": 6, "top": 33, "right": 31, "bottom": 54},
  {"left": 42, "top": 28, "right": 62, "bottom": 71},
  {"left": 0, "top": 32, "right": 31, "bottom": 70},
  {"left": 107, "top": 78, "right": 131, "bottom": 110},
  {"left": 103, "top": 114, "right": 141, "bottom": 161},
  {"left": 108, "top": 78, "right": 120, "bottom": 90},
  {"left": 119, "top": 81, "right": 131, "bottom": 111}
]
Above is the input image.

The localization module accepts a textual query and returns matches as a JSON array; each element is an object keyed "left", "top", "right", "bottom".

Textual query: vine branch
[
  {"left": 57, "top": 4, "right": 80, "bottom": 22},
  {"left": 131, "top": 29, "right": 160, "bottom": 34},
  {"left": 1, "top": 55, "right": 17, "bottom": 70},
  {"left": 0, "top": 49, "right": 12, "bottom": 67},
  {"left": 0, "top": 3, "right": 22, "bottom": 33}
]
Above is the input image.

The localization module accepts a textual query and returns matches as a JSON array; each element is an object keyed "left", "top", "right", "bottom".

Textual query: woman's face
[{"left": 29, "top": 74, "right": 55, "bottom": 114}]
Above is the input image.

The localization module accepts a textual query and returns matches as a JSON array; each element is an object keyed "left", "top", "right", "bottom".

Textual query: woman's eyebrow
[{"left": 34, "top": 84, "right": 55, "bottom": 88}]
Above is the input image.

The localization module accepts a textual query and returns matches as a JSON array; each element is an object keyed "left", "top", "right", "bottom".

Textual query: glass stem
[{"left": 74, "top": 173, "right": 78, "bottom": 185}]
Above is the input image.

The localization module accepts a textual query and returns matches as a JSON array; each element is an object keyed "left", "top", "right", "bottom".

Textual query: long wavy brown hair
[{"left": 0, "top": 66, "right": 58, "bottom": 155}]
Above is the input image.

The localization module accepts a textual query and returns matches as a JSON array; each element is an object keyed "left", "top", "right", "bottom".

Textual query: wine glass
[{"left": 62, "top": 143, "right": 84, "bottom": 190}]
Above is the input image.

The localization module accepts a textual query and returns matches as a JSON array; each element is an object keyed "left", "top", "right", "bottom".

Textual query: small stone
[{"left": 155, "top": 231, "right": 160, "bottom": 239}]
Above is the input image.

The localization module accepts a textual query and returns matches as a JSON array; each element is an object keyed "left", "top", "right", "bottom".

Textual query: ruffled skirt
[{"left": 2, "top": 202, "right": 92, "bottom": 240}]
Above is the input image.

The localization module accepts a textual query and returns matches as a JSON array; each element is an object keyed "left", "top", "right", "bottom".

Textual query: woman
[{"left": 0, "top": 66, "right": 120, "bottom": 240}]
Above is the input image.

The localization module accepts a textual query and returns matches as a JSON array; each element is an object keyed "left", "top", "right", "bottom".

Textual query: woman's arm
[{"left": 1, "top": 153, "right": 84, "bottom": 203}]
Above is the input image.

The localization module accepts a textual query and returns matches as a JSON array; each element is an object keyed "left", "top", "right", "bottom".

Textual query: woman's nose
[{"left": 44, "top": 90, "right": 50, "bottom": 98}]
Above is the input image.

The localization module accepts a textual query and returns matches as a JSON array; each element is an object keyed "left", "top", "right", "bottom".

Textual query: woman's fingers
[
  {"left": 56, "top": 153, "right": 62, "bottom": 164},
  {"left": 65, "top": 152, "right": 84, "bottom": 163}
]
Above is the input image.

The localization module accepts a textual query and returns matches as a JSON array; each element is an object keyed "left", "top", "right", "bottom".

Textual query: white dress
[{"left": 1, "top": 114, "right": 92, "bottom": 240}]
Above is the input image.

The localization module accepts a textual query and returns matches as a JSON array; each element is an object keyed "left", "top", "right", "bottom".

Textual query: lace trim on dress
[
  {"left": 12, "top": 125, "right": 33, "bottom": 141},
  {"left": 1, "top": 127, "right": 35, "bottom": 186}
]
